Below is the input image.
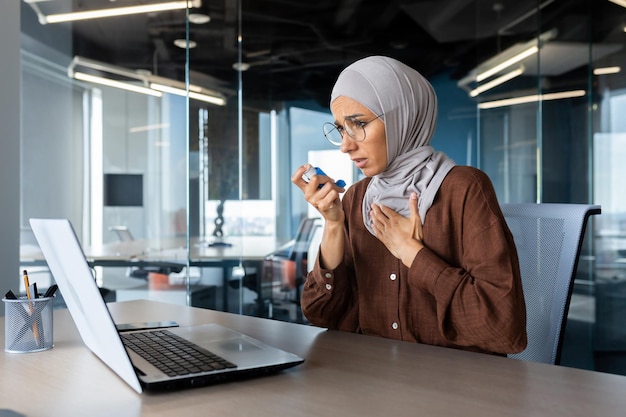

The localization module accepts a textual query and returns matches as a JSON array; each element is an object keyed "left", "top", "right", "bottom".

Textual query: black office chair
[
  {"left": 502, "top": 203, "right": 601, "bottom": 365},
  {"left": 108, "top": 226, "right": 183, "bottom": 279},
  {"left": 264, "top": 217, "right": 323, "bottom": 323}
]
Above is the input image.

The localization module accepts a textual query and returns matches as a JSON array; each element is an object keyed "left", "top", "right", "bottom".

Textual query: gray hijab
[{"left": 330, "top": 56, "right": 455, "bottom": 235}]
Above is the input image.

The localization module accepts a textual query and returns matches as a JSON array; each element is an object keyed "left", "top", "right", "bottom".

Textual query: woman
[{"left": 291, "top": 56, "right": 527, "bottom": 355}]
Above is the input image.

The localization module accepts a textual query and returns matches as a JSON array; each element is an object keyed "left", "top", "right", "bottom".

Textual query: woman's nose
[{"left": 339, "top": 134, "right": 356, "bottom": 153}]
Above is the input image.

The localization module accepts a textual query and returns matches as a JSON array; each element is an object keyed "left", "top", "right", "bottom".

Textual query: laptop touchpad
[{"left": 217, "top": 339, "right": 262, "bottom": 352}]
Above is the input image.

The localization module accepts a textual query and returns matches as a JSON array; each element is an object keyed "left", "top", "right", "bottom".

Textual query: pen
[
  {"left": 43, "top": 284, "right": 58, "bottom": 298},
  {"left": 4, "top": 289, "right": 18, "bottom": 300},
  {"left": 29, "top": 282, "right": 39, "bottom": 299},
  {"left": 23, "top": 269, "right": 41, "bottom": 347},
  {"left": 23, "top": 269, "right": 31, "bottom": 299}
]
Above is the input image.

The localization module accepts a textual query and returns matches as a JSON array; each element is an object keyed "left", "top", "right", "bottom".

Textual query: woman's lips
[{"left": 353, "top": 158, "right": 367, "bottom": 169}]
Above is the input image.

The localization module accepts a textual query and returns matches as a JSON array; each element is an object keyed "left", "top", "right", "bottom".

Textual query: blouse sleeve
[
  {"left": 300, "top": 187, "right": 361, "bottom": 332},
  {"left": 410, "top": 171, "right": 527, "bottom": 353},
  {"left": 300, "top": 255, "right": 360, "bottom": 332}
]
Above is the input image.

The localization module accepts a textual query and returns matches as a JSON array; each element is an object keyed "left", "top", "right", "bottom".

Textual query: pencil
[{"left": 23, "top": 270, "right": 41, "bottom": 347}]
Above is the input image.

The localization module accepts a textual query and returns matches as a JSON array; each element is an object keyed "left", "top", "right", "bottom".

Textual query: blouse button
[
  {"left": 390, "top": 273, "right": 397, "bottom": 281},
  {"left": 324, "top": 272, "right": 333, "bottom": 279},
  {"left": 325, "top": 283, "right": 332, "bottom": 291},
  {"left": 392, "top": 322, "right": 398, "bottom": 330}
]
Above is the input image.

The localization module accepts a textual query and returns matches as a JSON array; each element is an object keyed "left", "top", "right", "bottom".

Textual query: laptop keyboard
[{"left": 121, "top": 330, "right": 237, "bottom": 377}]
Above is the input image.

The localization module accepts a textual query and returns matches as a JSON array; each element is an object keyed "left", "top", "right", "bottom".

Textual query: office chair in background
[
  {"left": 263, "top": 217, "right": 323, "bottom": 323},
  {"left": 108, "top": 225, "right": 183, "bottom": 280},
  {"left": 109, "top": 225, "right": 134, "bottom": 242},
  {"left": 19, "top": 226, "right": 54, "bottom": 292},
  {"left": 501, "top": 203, "right": 601, "bottom": 365},
  {"left": 290, "top": 218, "right": 323, "bottom": 323}
]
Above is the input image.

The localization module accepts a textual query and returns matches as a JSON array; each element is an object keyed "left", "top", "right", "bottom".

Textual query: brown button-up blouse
[{"left": 301, "top": 166, "right": 527, "bottom": 355}]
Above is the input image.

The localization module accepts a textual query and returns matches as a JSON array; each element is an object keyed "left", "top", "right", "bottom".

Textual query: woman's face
[{"left": 330, "top": 96, "right": 387, "bottom": 177}]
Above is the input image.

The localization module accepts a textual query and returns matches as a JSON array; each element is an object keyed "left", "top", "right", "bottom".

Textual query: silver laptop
[{"left": 29, "top": 218, "right": 304, "bottom": 393}]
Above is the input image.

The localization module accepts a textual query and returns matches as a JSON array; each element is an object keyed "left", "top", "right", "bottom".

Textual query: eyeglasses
[{"left": 322, "top": 114, "right": 383, "bottom": 146}]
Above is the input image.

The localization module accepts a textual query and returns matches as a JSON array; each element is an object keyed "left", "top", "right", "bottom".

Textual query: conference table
[
  {"left": 21, "top": 235, "right": 284, "bottom": 312},
  {"left": 1, "top": 300, "right": 626, "bottom": 417},
  {"left": 21, "top": 235, "right": 282, "bottom": 267}
]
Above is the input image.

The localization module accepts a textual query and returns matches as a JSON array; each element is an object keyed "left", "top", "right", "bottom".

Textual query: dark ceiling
[{"left": 22, "top": 0, "right": 622, "bottom": 108}]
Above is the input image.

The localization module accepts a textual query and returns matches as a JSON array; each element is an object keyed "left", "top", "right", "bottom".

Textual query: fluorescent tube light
[
  {"left": 469, "top": 67, "right": 524, "bottom": 97},
  {"left": 41, "top": 0, "right": 200, "bottom": 24},
  {"left": 73, "top": 72, "right": 163, "bottom": 97},
  {"left": 476, "top": 46, "right": 538, "bottom": 82},
  {"left": 457, "top": 29, "right": 557, "bottom": 91},
  {"left": 150, "top": 83, "right": 203, "bottom": 94},
  {"left": 593, "top": 66, "right": 621, "bottom": 75},
  {"left": 478, "top": 90, "right": 586, "bottom": 109},
  {"left": 129, "top": 123, "right": 171, "bottom": 133},
  {"left": 188, "top": 91, "right": 226, "bottom": 106},
  {"left": 68, "top": 56, "right": 227, "bottom": 106},
  {"left": 609, "top": 0, "right": 626, "bottom": 9},
  {"left": 150, "top": 83, "right": 227, "bottom": 106}
]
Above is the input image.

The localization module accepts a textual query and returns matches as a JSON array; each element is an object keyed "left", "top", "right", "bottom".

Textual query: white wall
[{"left": 21, "top": 49, "right": 84, "bottom": 230}]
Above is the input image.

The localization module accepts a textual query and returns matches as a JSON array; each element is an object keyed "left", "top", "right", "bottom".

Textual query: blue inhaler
[{"left": 302, "top": 166, "right": 346, "bottom": 189}]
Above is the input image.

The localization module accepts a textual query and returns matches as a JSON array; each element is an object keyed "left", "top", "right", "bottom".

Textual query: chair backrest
[
  {"left": 501, "top": 203, "right": 601, "bottom": 365},
  {"left": 290, "top": 218, "right": 322, "bottom": 258},
  {"left": 307, "top": 224, "right": 324, "bottom": 274},
  {"left": 291, "top": 217, "right": 323, "bottom": 282},
  {"left": 109, "top": 225, "right": 134, "bottom": 242}
]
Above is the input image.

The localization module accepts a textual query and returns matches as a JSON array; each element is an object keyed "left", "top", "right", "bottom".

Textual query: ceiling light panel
[
  {"left": 37, "top": 0, "right": 201, "bottom": 24},
  {"left": 478, "top": 90, "right": 586, "bottom": 109},
  {"left": 609, "top": 0, "right": 626, "bottom": 9},
  {"left": 68, "top": 56, "right": 227, "bottom": 106}
]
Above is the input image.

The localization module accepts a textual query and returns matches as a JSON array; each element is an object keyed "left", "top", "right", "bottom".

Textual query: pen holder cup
[{"left": 3, "top": 296, "right": 54, "bottom": 353}]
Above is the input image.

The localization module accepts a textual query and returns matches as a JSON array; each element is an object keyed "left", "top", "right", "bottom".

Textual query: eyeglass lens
[{"left": 323, "top": 118, "right": 366, "bottom": 146}]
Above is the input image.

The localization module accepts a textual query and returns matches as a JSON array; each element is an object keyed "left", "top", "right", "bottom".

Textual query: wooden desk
[{"left": 2, "top": 300, "right": 626, "bottom": 417}]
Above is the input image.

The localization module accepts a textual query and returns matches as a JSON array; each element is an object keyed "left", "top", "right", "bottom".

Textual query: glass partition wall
[
  {"left": 467, "top": 0, "right": 626, "bottom": 374},
  {"left": 19, "top": 0, "right": 274, "bottom": 316},
  {"left": 17, "top": 0, "right": 626, "bottom": 375},
  {"left": 19, "top": 2, "right": 198, "bottom": 308}
]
